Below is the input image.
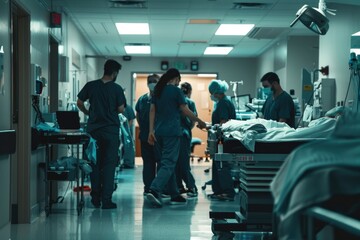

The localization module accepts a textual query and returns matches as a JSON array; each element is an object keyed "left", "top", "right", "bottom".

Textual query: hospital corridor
[
  {"left": 1, "top": 0, "right": 360, "bottom": 240},
  {"left": 9, "top": 159, "right": 248, "bottom": 240}
]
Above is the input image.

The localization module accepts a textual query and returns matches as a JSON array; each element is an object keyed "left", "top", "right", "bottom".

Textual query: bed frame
[{"left": 209, "top": 139, "right": 313, "bottom": 239}]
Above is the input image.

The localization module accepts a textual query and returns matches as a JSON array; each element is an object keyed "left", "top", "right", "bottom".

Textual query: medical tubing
[
  {"left": 296, "top": 82, "right": 321, "bottom": 128},
  {"left": 343, "top": 72, "right": 353, "bottom": 109}
]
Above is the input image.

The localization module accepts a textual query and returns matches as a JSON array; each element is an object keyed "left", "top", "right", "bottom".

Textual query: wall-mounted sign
[{"left": 50, "top": 12, "right": 62, "bottom": 28}]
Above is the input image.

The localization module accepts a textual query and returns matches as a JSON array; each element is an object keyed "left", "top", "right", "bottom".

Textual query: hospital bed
[
  {"left": 206, "top": 118, "right": 337, "bottom": 238},
  {"left": 270, "top": 136, "right": 360, "bottom": 240}
]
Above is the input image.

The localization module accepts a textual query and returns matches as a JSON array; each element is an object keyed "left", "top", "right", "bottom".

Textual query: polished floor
[{"left": 10, "top": 158, "right": 268, "bottom": 240}]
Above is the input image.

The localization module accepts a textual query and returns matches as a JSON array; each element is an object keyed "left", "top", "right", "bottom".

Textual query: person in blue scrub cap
[
  {"left": 208, "top": 79, "right": 236, "bottom": 201},
  {"left": 260, "top": 72, "right": 295, "bottom": 128},
  {"left": 135, "top": 74, "right": 160, "bottom": 195},
  {"left": 145, "top": 68, "right": 207, "bottom": 207}
]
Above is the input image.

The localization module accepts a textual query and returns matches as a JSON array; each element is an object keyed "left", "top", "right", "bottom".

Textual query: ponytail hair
[{"left": 154, "top": 68, "right": 180, "bottom": 98}]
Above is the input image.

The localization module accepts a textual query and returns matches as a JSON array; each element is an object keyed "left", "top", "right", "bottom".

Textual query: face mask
[
  {"left": 210, "top": 95, "right": 218, "bottom": 102},
  {"left": 148, "top": 83, "right": 156, "bottom": 91},
  {"left": 262, "top": 87, "right": 271, "bottom": 96}
]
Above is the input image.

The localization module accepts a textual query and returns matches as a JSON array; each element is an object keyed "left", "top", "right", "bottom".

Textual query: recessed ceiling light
[
  {"left": 116, "top": 23, "right": 150, "bottom": 35},
  {"left": 204, "top": 46, "right": 233, "bottom": 55},
  {"left": 215, "top": 24, "right": 255, "bottom": 36},
  {"left": 124, "top": 45, "right": 151, "bottom": 54}
]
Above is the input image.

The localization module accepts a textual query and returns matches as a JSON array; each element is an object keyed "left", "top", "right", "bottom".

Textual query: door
[
  {"left": 10, "top": 2, "right": 31, "bottom": 224},
  {"left": 133, "top": 73, "right": 215, "bottom": 158}
]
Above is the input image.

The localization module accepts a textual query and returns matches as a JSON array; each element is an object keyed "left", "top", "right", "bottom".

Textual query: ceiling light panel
[
  {"left": 124, "top": 45, "right": 151, "bottom": 54},
  {"left": 215, "top": 24, "right": 255, "bottom": 36},
  {"left": 116, "top": 23, "right": 150, "bottom": 35},
  {"left": 204, "top": 46, "right": 233, "bottom": 55}
]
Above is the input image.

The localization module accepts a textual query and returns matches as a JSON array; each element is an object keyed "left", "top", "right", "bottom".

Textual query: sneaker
[
  {"left": 170, "top": 195, "right": 187, "bottom": 205},
  {"left": 101, "top": 201, "right": 117, "bottom": 209},
  {"left": 178, "top": 188, "right": 187, "bottom": 194},
  {"left": 217, "top": 194, "right": 234, "bottom": 201},
  {"left": 146, "top": 190, "right": 162, "bottom": 207},
  {"left": 161, "top": 193, "right": 171, "bottom": 199},
  {"left": 186, "top": 188, "right": 198, "bottom": 197}
]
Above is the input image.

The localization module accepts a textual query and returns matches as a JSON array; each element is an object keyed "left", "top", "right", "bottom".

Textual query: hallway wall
[
  {"left": 0, "top": 0, "right": 11, "bottom": 238},
  {"left": 0, "top": 1, "right": 98, "bottom": 238},
  {"left": 319, "top": 3, "right": 360, "bottom": 105}
]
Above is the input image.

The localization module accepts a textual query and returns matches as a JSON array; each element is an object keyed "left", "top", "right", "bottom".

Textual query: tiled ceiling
[{"left": 51, "top": 0, "right": 360, "bottom": 57}]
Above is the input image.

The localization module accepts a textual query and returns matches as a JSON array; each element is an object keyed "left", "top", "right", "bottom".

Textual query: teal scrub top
[
  {"left": 135, "top": 93, "right": 152, "bottom": 141},
  {"left": 181, "top": 97, "right": 197, "bottom": 139},
  {"left": 77, "top": 79, "right": 126, "bottom": 133},
  {"left": 211, "top": 96, "right": 236, "bottom": 125},
  {"left": 261, "top": 91, "right": 295, "bottom": 128},
  {"left": 152, "top": 85, "right": 186, "bottom": 137}
]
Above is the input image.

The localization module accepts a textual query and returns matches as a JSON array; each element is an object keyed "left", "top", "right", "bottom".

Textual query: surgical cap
[{"left": 208, "top": 79, "right": 229, "bottom": 94}]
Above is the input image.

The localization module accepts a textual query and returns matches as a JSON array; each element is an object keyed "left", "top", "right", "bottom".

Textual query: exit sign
[{"left": 50, "top": 12, "right": 62, "bottom": 28}]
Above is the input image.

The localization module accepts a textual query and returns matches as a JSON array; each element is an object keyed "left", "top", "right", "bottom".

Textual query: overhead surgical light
[{"left": 290, "top": 0, "right": 336, "bottom": 35}]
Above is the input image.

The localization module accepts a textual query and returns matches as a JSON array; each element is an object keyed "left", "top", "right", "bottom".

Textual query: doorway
[
  {"left": 133, "top": 73, "right": 216, "bottom": 158},
  {"left": 10, "top": 2, "right": 31, "bottom": 224}
]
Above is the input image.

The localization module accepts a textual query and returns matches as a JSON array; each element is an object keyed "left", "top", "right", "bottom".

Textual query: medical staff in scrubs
[
  {"left": 260, "top": 72, "right": 295, "bottom": 128},
  {"left": 145, "top": 68, "right": 206, "bottom": 207},
  {"left": 208, "top": 79, "right": 236, "bottom": 201},
  {"left": 77, "top": 59, "right": 126, "bottom": 209},
  {"left": 176, "top": 82, "right": 198, "bottom": 197},
  {"left": 135, "top": 74, "right": 160, "bottom": 195}
]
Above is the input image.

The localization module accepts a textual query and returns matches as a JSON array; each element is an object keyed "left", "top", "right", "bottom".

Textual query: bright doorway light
[
  {"left": 197, "top": 74, "right": 217, "bottom": 78},
  {"left": 116, "top": 23, "right": 150, "bottom": 35},
  {"left": 215, "top": 24, "right": 255, "bottom": 36}
]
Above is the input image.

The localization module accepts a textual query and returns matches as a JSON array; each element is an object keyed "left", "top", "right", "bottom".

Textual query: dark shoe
[
  {"left": 207, "top": 193, "right": 222, "bottom": 200},
  {"left": 146, "top": 190, "right": 162, "bottom": 207},
  {"left": 178, "top": 188, "right": 187, "bottom": 194},
  {"left": 170, "top": 195, "right": 187, "bottom": 205},
  {"left": 217, "top": 194, "right": 234, "bottom": 201},
  {"left": 101, "top": 201, "right": 117, "bottom": 209},
  {"left": 161, "top": 193, "right": 171, "bottom": 199},
  {"left": 91, "top": 198, "right": 101, "bottom": 208},
  {"left": 186, "top": 188, "right": 198, "bottom": 197}
]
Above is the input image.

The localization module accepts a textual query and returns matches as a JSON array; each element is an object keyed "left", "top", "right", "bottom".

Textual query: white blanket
[{"left": 220, "top": 117, "right": 337, "bottom": 152}]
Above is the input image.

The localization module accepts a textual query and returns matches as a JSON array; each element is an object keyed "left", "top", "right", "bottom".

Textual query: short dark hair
[
  {"left": 104, "top": 59, "right": 122, "bottom": 76},
  {"left": 181, "top": 82, "right": 192, "bottom": 95},
  {"left": 147, "top": 74, "right": 160, "bottom": 83},
  {"left": 260, "top": 72, "right": 279, "bottom": 84}
]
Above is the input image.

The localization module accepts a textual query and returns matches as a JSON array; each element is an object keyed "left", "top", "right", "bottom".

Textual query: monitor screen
[{"left": 231, "top": 94, "right": 251, "bottom": 111}]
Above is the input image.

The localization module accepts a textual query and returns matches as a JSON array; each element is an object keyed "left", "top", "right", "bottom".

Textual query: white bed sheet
[{"left": 220, "top": 117, "right": 336, "bottom": 152}]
